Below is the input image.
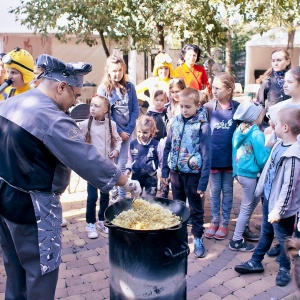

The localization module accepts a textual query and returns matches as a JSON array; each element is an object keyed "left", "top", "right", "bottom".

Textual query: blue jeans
[
  {"left": 209, "top": 172, "right": 234, "bottom": 227},
  {"left": 86, "top": 183, "right": 109, "bottom": 223},
  {"left": 251, "top": 196, "right": 295, "bottom": 270},
  {"left": 115, "top": 137, "right": 132, "bottom": 198}
]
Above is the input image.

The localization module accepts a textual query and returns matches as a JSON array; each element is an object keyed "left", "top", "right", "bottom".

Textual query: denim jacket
[{"left": 97, "top": 82, "right": 139, "bottom": 135}]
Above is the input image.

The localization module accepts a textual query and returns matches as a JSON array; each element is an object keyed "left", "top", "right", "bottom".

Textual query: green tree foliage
[
  {"left": 10, "top": 0, "right": 228, "bottom": 57},
  {"left": 10, "top": 0, "right": 122, "bottom": 56},
  {"left": 237, "top": 0, "right": 300, "bottom": 57},
  {"left": 231, "top": 24, "right": 255, "bottom": 83}
]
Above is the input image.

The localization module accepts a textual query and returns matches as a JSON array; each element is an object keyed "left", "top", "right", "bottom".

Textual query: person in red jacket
[{"left": 174, "top": 44, "right": 210, "bottom": 92}]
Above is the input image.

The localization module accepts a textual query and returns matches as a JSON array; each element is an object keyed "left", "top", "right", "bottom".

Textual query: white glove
[{"left": 122, "top": 179, "right": 142, "bottom": 198}]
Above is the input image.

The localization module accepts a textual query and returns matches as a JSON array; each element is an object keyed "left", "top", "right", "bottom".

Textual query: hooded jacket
[
  {"left": 232, "top": 123, "right": 271, "bottom": 178},
  {"left": 162, "top": 108, "right": 211, "bottom": 191},
  {"left": 147, "top": 106, "right": 168, "bottom": 141},
  {"left": 254, "top": 135, "right": 300, "bottom": 218}
]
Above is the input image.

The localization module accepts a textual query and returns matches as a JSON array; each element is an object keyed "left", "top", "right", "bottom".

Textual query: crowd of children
[{"left": 1, "top": 46, "right": 300, "bottom": 290}]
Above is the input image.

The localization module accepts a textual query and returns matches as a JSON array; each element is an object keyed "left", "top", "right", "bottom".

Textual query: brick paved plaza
[{"left": 0, "top": 172, "right": 298, "bottom": 300}]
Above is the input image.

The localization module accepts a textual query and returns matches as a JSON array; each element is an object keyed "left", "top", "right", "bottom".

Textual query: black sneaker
[
  {"left": 243, "top": 226, "right": 260, "bottom": 242},
  {"left": 229, "top": 238, "right": 255, "bottom": 252},
  {"left": 267, "top": 244, "right": 280, "bottom": 257},
  {"left": 194, "top": 237, "right": 205, "bottom": 258},
  {"left": 234, "top": 260, "right": 264, "bottom": 274},
  {"left": 276, "top": 268, "right": 291, "bottom": 286}
]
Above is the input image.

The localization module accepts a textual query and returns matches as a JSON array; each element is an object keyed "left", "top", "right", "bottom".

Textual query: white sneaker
[
  {"left": 61, "top": 217, "right": 68, "bottom": 227},
  {"left": 86, "top": 223, "right": 98, "bottom": 239},
  {"left": 97, "top": 221, "right": 109, "bottom": 234}
]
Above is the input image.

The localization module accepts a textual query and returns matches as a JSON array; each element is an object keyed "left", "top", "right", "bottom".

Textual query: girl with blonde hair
[{"left": 97, "top": 54, "right": 139, "bottom": 201}]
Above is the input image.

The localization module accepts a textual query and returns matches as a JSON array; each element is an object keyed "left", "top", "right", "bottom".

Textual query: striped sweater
[{"left": 254, "top": 135, "right": 300, "bottom": 218}]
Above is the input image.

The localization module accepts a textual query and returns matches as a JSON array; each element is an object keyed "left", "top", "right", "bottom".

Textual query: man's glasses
[{"left": 67, "top": 84, "right": 81, "bottom": 100}]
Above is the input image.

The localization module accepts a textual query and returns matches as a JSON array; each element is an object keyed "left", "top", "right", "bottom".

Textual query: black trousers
[
  {"left": 0, "top": 216, "right": 58, "bottom": 300},
  {"left": 86, "top": 182, "right": 109, "bottom": 223},
  {"left": 170, "top": 170, "right": 204, "bottom": 238}
]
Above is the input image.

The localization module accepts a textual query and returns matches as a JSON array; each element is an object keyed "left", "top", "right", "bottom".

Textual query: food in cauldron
[{"left": 111, "top": 198, "right": 181, "bottom": 230}]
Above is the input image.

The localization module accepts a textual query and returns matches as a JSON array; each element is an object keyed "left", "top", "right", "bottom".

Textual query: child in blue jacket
[
  {"left": 162, "top": 87, "right": 211, "bottom": 258},
  {"left": 229, "top": 101, "right": 271, "bottom": 251}
]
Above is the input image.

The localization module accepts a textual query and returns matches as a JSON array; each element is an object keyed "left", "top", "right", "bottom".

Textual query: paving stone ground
[{"left": 0, "top": 171, "right": 299, "bottom": 300}]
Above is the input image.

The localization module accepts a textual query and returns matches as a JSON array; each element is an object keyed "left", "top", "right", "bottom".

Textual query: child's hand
[
  {"left": 120, "top": 131, "right": 130, "bottom": 141},
  {"left": 109, "top": 150, "right": 119, "bottom": 158},
  {"left": 265, "top": 130, "right": 276, "bottom": 148},
  {"left": 161, "top": 178, "right": 170, "bottom": 186},
  {"left": 268, "top": 210, "right": 280, "bottom": 223}
]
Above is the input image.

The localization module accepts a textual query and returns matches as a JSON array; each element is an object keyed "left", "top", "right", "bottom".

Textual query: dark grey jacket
[{"left": 0, "top": 89, "right": 121, "bottom": 274}]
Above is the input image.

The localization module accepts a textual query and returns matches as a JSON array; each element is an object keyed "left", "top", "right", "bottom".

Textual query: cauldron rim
[{"left": 104, "top": 197, "right": 190, "bottom": 233}]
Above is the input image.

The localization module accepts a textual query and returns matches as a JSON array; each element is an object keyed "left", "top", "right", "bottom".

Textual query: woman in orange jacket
[{"left": 174, "top": 44, "right": 210, "bottom": 92}]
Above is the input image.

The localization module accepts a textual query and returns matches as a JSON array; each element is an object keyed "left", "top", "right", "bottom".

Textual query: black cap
[{"left": 36, "top": 54, "right": 92, "bottom": 87}]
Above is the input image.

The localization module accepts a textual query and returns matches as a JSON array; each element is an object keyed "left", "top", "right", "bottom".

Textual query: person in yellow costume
[
  {"left": 2, "top": 47, "right": 34, "bottom": 98},
  {"left": 136, "top": 51, "right": 174, "bottom": 106}
]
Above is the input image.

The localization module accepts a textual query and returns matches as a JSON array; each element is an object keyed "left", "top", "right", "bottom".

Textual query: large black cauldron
[{"left": 105, "top": 197, "right": 190, "bottom": 300}]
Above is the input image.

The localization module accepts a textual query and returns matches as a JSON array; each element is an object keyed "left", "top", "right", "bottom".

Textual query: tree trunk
[
  {"left": 287, "top": 29, "right": 295, "bottom": 62},
  {"left": 225, "top": 29, "right": 231, "bottom": 73},
  {"left": 206, "top": 41, "right": 213, "bottom": 80},
  {"left": 156, "top": 24, "right": 164, "bottom": 50},
  {"left": 223, "top": 8, "right": 231, "bottom": 74},
  {"left": 99, "top": 29, "right": 110, "bottom": 57}
]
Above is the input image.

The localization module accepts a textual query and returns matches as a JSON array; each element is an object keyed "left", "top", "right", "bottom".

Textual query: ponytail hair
[
  {"left": 85, "top": 95, "right": 116, "bottom": 150},
  {"left": 85, "top": 116, "right": 93, "bottom": 144},
  {"left": 106, "top": 102, "right": 116, "bottom": 150}
]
